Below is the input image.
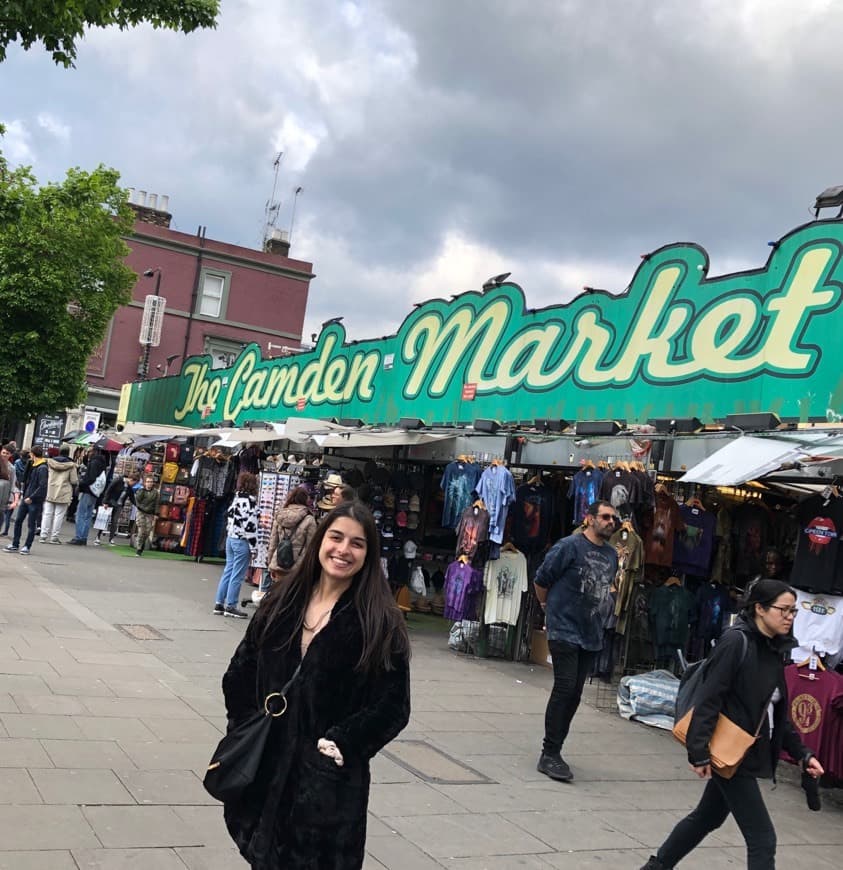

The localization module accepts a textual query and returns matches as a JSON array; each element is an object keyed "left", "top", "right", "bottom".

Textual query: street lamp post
[{"left": 139, "top": 268, "right": 163, "bottom": 380}]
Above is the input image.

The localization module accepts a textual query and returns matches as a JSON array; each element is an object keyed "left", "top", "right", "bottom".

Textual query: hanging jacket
[
  {"left": 267, "top": 504, "right": 317, "bottom": 575},
  {"left": 45, "top": 456, "right": 78, "bottom": 504},
  {"left": 686, "top": 616, "right": 812, "bottom": 778}
]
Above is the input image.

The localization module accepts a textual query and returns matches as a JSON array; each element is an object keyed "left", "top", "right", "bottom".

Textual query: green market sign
[{"left": 126, "top": 220, "right": 843, "bottom": 428}]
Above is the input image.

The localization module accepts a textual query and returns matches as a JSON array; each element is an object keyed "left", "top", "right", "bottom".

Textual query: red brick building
[{"left": 84, "top": 193, "right": 314, "bottom": 424}]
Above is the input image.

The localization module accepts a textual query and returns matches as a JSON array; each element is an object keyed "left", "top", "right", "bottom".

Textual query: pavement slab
[{"left": 0, "top": 541, "right": 840, "bottom": 869}]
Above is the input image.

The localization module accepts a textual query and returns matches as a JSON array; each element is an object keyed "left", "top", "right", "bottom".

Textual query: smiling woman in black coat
[{"left": 220, "top": 499, "right": 411, "bottom": 869}]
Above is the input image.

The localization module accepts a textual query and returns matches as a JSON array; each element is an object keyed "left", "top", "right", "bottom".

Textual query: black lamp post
[{"left": 139, "top": 268, "right": 162, "bottom": 380}]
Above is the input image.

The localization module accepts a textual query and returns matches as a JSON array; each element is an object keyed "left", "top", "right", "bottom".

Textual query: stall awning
[
  {"left": 314, "top": 430, "right": 456, "bottom": 449},
  {"left": 678, "top": 432, "right": 843, "bottom": 486}
]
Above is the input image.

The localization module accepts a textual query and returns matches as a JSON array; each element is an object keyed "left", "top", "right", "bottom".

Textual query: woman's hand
[
  {"left": 690, "top": 763, "right": 711, "bottom": 779},
  {"left": 805, "top": 756, "right": 824, "bottom": 778}
]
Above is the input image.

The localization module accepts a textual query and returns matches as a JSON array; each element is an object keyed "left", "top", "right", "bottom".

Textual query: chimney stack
[
  {"left": 127, "top": 188, "right": 172, "bottom": 228},
  {"left": 264, "top": 227, "right": 291, "bottom": 257}
]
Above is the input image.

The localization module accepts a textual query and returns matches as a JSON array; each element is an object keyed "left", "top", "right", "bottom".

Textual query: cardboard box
[{"left": 530, "top": 629, "right": 552, "bottom": 668}]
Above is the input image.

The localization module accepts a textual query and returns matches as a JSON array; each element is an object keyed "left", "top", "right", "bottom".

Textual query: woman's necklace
[{"left": 303, "top": 607, "right": 332, "bottom": 632}]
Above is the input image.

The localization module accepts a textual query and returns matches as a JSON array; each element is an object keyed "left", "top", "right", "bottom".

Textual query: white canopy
[{"left": 678, "top": 431, "right": 843, "bottom": 486}]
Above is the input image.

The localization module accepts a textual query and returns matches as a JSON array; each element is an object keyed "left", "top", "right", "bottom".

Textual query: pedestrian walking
[
  {"left": 533, "top": 499, "right": 619, "bottom": 782},
  {"left": 218, "top": 499, "right": 411, "bottom": 869},
  {"left": 642, "top": 578, "right": 825, "bottom": 870},
  {"left": 4, "top": 445, "right": 48, "bottom": 555},
  {"left": 133, "top": 474, "right": 159, "bottom": 556},
  {"left": 267, "top": 486, "right": 317, "bottom": 581},
  {"left": 68, "top": 447, "right": 108, "bottom": 545},
  {"left": 39, "top": 445, "right": 78, "bottom": 543},
  {"left": 213, "top": 472, "right": 259, "bottom": 618},
  {"left": 0, "top": 444, "right": 17, "bottom": 537},
  {"left": 94, "top": 472, "right": 137, "bottom": 546}
]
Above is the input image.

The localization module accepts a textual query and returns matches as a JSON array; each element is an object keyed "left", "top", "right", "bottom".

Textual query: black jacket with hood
[
  {"left": 78, "top": 452, "right": 107, "bottom": 496},
  {"left": 686, "top": 615, "right": 812, "bottom": 778}
]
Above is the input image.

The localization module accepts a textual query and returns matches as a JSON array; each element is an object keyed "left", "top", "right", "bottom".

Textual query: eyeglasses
[
  {"left": 768, "top": 605, "right": 798, "bottom": 617},
  {"left": 597, "top": 513, "right": 618, "bottom": 522}
]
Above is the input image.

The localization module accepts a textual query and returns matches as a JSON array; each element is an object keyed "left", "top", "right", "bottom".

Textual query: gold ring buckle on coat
[{"left": 264, "top": 692, "right": 288, "bottom": 717}]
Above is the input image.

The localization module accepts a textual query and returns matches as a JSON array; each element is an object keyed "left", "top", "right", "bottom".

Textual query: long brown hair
[
  {"left": 283, "top": 486, "right": 310, "bottom": 508},
  {"left": 253, "top": 499, "right": 409, "bottom": 672},
  {"left": 235, "top": 471, "right": 258, "bottom": 496}
]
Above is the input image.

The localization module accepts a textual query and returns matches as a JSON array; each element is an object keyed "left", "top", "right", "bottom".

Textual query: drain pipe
[{"left": 182, "top": 225, "right": 207, "bottom": 367}]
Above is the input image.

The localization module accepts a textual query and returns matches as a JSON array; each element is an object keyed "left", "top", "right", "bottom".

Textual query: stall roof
[
  {"left": 314, "top": 430, "right": 457, "bottom": 449},
  {"left": 678, "top": 432, "right": 843, "bottom": 486}
]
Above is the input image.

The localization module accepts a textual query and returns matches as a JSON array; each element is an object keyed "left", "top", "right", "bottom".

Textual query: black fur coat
[{"left": 220, "top": 588, "right": 411, "bottom": 869}]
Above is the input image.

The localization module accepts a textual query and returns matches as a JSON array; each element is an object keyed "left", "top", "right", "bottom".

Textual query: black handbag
[{"left": 204, "top": 663, "right": 301, "bottom": 803}]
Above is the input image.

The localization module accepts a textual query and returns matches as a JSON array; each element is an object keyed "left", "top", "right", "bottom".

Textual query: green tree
[
  {"left": 0, "top": 1, "right": 220, "bottom": 67},
  {"left": 0, "top": 135, "right": 136, "bottom": 421}
]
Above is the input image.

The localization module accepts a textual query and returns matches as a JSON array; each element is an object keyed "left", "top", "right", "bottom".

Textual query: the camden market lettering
[{"left": 126, "top": 221, "right": 843, "bottom": 428}]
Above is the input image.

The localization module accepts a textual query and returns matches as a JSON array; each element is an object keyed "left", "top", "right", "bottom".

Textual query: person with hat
[{"left": 318, "top": 473, "right": 354, "bottom": 512}]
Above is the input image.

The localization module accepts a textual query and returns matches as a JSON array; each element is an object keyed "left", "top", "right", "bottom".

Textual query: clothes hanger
[
  {"left": 528, "top": 473, "right": 542, "bottom": 486},
  {"left": 457, "top": 553, "right": 471, "bottom": 564},
  {"left": 796, "top": 650, "right": 826, "bottom": 671},
  {"left": 665, "top": 575, "right": 681, "bottom": 587},
  {"left": 472, "top": 498, "right": 486, "bottom": 510},
  {"left": 687, "top": 497, "right": 705, "bottom": 510},
  {"left": 581, "top": 458, "right": 595, "bottom": 470},
  {"left": 501, "top": 541, "right": 519, "bottom": 553}
]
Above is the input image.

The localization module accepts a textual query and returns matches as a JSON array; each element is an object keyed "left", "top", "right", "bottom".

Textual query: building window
[
  {"left": 197, "top": 269, "right": 231, "bottom": 318},
  {"left": 205, "top": 336, "right": 244, "bottom": 370}
]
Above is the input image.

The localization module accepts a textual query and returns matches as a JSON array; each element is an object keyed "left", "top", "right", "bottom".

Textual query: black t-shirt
[
  {"left": 512, "top": 483, "right": 551, "bottom": 553},
  {"left": 791, "top": 495, "right": 843, "bottom": 594}
]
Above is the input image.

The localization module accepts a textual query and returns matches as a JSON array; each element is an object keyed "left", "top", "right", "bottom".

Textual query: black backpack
[
  {"left": 276, "top": 527, "right": 295, "bottom": 570},
  {"left": 675, "top": 629, "right": 748, "bottom": 724}
]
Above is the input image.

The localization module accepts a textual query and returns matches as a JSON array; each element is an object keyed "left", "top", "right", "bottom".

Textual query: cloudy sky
[{"left": 2, "top": 0, "right": 842, "bottom": 343}]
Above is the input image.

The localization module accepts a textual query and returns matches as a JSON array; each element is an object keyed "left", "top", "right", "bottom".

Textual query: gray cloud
[{"left": 2, "top": 0, "right": 842, "bottom": 345}]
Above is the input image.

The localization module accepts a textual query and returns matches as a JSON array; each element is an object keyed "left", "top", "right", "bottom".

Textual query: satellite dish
[{"left": 84, "top": 420, "right": 96, "bottom": 433}]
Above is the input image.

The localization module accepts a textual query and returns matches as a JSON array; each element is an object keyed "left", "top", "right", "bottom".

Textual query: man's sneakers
[
  {"left": 38, "top": 537, "right": 47, "bottom": 545},
  {"left": 3, "top": 544, "right": 18, "bottom": 553},
  {"left": 212, "top": 603, "right": 224, "bottom": 615},
  {"left": 19, "top": 546, "right": 30, "bottom": 555},
  {"left": 224, "top": 606, "right": 249, "bottom": 619},
  {"left": 67, "top": 539, "right": 87, "bottom": 546},
  {"left": 536, "top": 753, "right": 573, "bottom": 782},
  {"left": 136, "top": 549, "right": 143, "bottom": 557},
  {"left": 50, "top": 538, "right": 61, "bottom": 545},
  {"left": 92, "top": 539, "right": 101, "bottom": 546}
]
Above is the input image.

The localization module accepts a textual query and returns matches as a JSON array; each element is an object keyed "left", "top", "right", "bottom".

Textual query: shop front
[{"left": 115, "top": 217, "right": 843, "bottom": 782}]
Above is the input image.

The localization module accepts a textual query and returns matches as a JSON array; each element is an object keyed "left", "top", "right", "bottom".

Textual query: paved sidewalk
[{"left": 0, "top": 549, "right": 840, "bottom": 869}]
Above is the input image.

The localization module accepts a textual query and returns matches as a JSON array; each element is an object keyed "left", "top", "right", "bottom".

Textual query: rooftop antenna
[{"left": 262, "top": 151, "right": 284, "bottom": 246}]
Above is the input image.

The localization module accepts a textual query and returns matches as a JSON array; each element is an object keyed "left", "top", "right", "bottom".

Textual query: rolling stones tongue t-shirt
[{"left": 791, "top": 494, "right": 843, "bottom": 594}]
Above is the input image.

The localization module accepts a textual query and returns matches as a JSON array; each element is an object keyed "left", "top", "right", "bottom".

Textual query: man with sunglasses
[{"left": 534, "top": 500, "right": 619, "bottom": 782}]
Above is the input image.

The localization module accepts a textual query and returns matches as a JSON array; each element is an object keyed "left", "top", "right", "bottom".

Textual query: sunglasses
[
  {"left": 768, "top": 605, "right": 798, "bottom": 617},
  {"left": 596, "top": 513, "right": 619, "bottom": 521}
]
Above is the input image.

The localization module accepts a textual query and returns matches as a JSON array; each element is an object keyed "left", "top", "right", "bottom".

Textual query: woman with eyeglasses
[{"left": 642, "top": 578, "right": 824, "bottom": 870}]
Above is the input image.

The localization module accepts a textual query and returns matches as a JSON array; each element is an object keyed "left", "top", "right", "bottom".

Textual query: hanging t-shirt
[
  {"left": 567, "top": 468, "right": 604, "bottom": 526},
  {"left": 483, "top": 549, "right": 529, "bottom": 626},
  {"left": 512, "top": 483, "right": 552, "bottom": 553},
  {"left": 783, "top": 665, "right": 843, "bottom": 778},
  {"left": 476, "top": 464, "right": 516, "bottom": 544},
  {"left": 732, "top": 503, "right": 771, "bottom": 578},
  {"left": 610, "top": 525, "right": 644, "bottom": 630},
  {"left": 645, "top": 491, "right": 685, "bottom": 566},
  {"left": 790, "top": 494, "right": 843, "bottom": 595},
  {"left": 692, "top": 582, "right": 731, "bottom": 643},
  {"left": 709, "top": 507, "right": 733, "bottom": 586},
  {"left": 440, "top": 461, "right": 482, "bottom": 529},
  {"left": 534, "top": 534, "right": 619, "bottom": 650},
  {"left": 444, "top": 561, "right": 484, "bottom": 622},
  {"left": 673, "top": 505, "right": 717, "bottom": 575},
  {"left": 791, "top": 589, "right": 843, "bottom": 668},
  {"left": 599, "top": 468, "right": 640, "bottom": 516},
  {"left": 454, "top": 504, "right": 490, "bottom": 560},
  {"left": 648, "top": 582, "right": 695, "bottom": 652}
]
